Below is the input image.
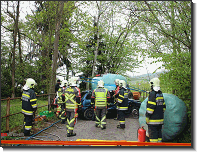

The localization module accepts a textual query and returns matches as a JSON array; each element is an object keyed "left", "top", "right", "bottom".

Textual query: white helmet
[
  {"left": 150, "top": 77, "right": 160, "bottom": 91},
  {"left": 26, "top": 78, "right": 36, "bottom": 89},
  {"left": 119, "top": 80, "right": 126, "bottom": 88},
  {"left": 114, "top": 79, "right": 120, "bottom": 86},
  {"left": 61, "top": 80, "right": 68, "bottom": 87},
  {"left": 97, "top": 80, "right": 104, "bottom": 88},
  {"left": 70, "top": 77, "right": 79, "bottom": 86}
]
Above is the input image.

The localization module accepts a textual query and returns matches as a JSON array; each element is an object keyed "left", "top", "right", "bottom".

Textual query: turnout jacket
[
  {"left": 91, "top": 87, "right": 110, "bottom": 109},
  {"left": 56, "top": 87, "right": 65, "bottom": 104},
  {"left": 64, "top": 86, "right": 81, "bottom": 112},
  {"left": 146, "top": 90, "right": 166, "bottom": 125},
  {"left": 22, "top": 88, "right": 37, "bottom": 115},
  {"left": 117, "top": 87, "right": 128, "bottom": 110}
]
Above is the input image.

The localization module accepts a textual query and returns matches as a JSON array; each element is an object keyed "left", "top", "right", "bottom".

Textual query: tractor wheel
[{"left": 84, "top": 108, "right": 94, "bottom": 120}]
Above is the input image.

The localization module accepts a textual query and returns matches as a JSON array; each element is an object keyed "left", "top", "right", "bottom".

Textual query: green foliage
[{"left": 1, "top": 98, "right": 48, "bottom": 133}]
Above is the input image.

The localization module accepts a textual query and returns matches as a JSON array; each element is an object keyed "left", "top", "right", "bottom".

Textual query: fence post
[{"left": 6, "top": 97, "right": 10, "bottom": 133}]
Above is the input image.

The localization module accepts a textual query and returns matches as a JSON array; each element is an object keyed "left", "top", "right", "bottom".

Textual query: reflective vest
[
  {"left": 94, "top": 88, "right": 108, "bottom": 108},
  {"left": 146, "top": 90, "right": 166, "bottom": 125},
  {"left": 117, "top": 87, "right": 128, "bottom": 110},
  {"left": 64, "top": 86, "right": 80, "bottom": 112},
  {"left": 21, "top": 89, "right": 37, "bottom": 115},
  {"left": 57, "top": 88, "right": 64, "bottom": 104}
]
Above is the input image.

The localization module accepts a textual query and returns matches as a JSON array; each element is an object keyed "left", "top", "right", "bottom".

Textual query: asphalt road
[{"left": 37, "top": 114, "right": 140, "bottom": 142}]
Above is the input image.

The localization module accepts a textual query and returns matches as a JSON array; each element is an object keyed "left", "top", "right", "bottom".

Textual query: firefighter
[
  {"left": 55, "top": 81, "right": 65, "bottom": 120},
  {"left": 91, "top": 80, "right": 110, "bottom": 130},
  {"left": 113, "top": 79, "right": 120, "bottom": 120},
  {"left": 21, "top": 78, "right": 37, "bottom": 136},
  {"left": 146, "top": 77, "right": 166, "bottom": 143},
  {"left": 64, "top": 77, "right": 81, "bottom": 137},
  {"left": 127, "top": 84, "right": 133, "bottom": 99},
  {"left": 117, "top": 80, "right": 128, "bottom": 129},
  {"left": 55, "top": 79, "right": 61, "bottom": 93},
  {"left": 60, "top": 80, "right": 68, "bottom": 124}
]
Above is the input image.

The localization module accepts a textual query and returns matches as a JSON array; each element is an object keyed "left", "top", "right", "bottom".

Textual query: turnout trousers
[
  {"left": 95, "top": 108, "right": 107, "bottom": 129},
  {"left": 118, "top": 110, "right": 126, "bottom": 128},
  {"left": 23, "top": 114, "right": 34, "bottom": 135},
  {"left": 66, "top": 111, "right": 76, "bottom": 134},
  {"left": 60, "top": 103, "right": 66, "bottom": 123},
  {"left": 148, "top": 124, "right": 163, "bottom": 142}
]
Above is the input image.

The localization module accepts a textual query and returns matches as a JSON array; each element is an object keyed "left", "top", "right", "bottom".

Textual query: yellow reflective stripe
[
  {"left": 30, "top": 99, "right": 37, "bottom": 102},
  {"left": 146, "top": 108, "right": 154, "bottom": 112},
  {"left": 68, "top": 127, "right": 74, "bottom": 130},
  {"left": 119, "top": 95, "right": 124, "bottom": 98},
  {"left": 118, "top": 99, "right": 123, "bottom": 102},
  {"left": 163, "top": 108, "right": 166, "bottom": 111},
  {"left": 150, "top": 139, "right": 158, "bottom": 142},
  {"left": 163, "top": 102, "right": 165, "bottom": 105},
  {"left": 69, "top": 118, "right": 75, "bottom": 124},
  {"left": 158, "top": 138, "right": 162, "bottom": 141},
  {"left": 22, "top": 109, "right": 33, "bottom": 114},
  {"left": 25, "top": 126, "right": 32, "bottom": 128},
  {"left": 119, "top": 107, "right": 127, "bottom": 109},
  {"left": 22, "top": 94, "right": 30, "bottom": 98},
  {"left": 156, "top": 97, "right": 163, "bottom": 100},
  {"left": 101, "top": 115, "right": 106, "bottom": 122},
  {"left": 32, "top": 104, "right": 37, "bottom": 107},
  {"left": 149, "top": 119, "right": 164, "bottom": 122},
  {"left": 148, "top": 101, "right": 156, "bottom": 105},
  {"left": 120, "top": 121, "right": 125, "bottom": 123}
]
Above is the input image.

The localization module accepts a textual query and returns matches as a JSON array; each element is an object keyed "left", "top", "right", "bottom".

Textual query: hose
[
  {"left": 42, "top": 130, "right": 61, "bottom": 141},
  {"left": 15, "top": 119, "right": 61, "bottom": 146}
]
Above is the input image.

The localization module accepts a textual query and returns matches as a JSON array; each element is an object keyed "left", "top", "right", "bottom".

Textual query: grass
[{"left": 1, "top": 96, "right": 49, "bottom": 133}]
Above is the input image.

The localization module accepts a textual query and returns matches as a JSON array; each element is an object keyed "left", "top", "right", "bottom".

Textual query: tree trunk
[
  {"left": 11, "top": 1, "right": 20, "bottom": 98},
  {"left": 50, "top": 1, "right": 65, "bottom": 94}
]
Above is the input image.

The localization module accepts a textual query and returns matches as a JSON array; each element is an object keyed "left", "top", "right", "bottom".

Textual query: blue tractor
[{"left": 77, "top": 90, "right": 141, "bottom": 120}]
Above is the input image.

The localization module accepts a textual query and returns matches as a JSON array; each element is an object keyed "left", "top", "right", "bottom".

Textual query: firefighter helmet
[
  {"left": 26, "top": 78, "right": 37, "bottom": 89},
  {"left": 119, "top": 80, "right": 126, "bottom": 88},
  {"left": 70, "top": 77, "right": 79, "bottom": 86},
  {"left": 61, "top": 80, "right": 68, "bottom": 87},
  {"left": 97, "top": 80, "right": 104, "bottom": 88},
  {"left": 150, "top": 77, "right": 160, "bottom": 91},
  {"left": 114, "top": 79, "right": 120, "bottom": 86}
]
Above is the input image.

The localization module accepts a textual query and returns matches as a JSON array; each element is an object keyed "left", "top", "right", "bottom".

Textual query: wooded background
[{"left": 1, "top": 1, "right": 191, "bottom": 124}]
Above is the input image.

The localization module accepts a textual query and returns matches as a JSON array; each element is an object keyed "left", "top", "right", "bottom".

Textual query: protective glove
[{"left": 146, "top": 117, "right": 149, "bottom": 123}]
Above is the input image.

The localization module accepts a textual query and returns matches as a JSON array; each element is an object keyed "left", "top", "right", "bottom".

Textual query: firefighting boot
[
  {"left": 101, "top": 126, "right": 106, "bottom": 130},
  {"left": 67, "top": 132, "right": 76, "bottom": 137},
  {"left": 117, "top": 125, "right": 125, "bottom": 129}
]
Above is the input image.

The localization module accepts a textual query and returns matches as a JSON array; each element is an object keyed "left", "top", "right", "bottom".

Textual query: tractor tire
[{"left": 84, "top": 108, "right": 94, "bottom": 120}]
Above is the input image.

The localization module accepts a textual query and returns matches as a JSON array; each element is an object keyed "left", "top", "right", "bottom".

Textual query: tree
[{"left": 49, "top": 1, "right": 65, "bottom": 94}]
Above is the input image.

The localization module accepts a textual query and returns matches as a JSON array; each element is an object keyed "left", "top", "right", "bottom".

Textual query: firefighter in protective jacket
[
  {"left": 113, "top": 79, "right": 120, "bottom": 120},
  {"left": 91, "top": 80, "right": 110, "bottom": 129},
  {"left": 64, "top": 77, "right": 81, "bottom": 137},
  {"left": 146, "top": 77, "right": 166, "bottom": 142},
  {"left": 55, "top": 82, "right": 65, "bottom": 120},
  {"left": 59, "top": 80, "right": 68, "bottom": 124},
  {"left": 21, "top": 78, "right": 37, "bottom": 136},
  {"left": 117, "top": 80, "right": 128, "bottom": 129}
]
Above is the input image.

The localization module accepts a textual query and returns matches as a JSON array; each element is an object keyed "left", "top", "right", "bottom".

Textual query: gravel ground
[{"left": 36, "top": 114, "right": 140, "bottom": 142}]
